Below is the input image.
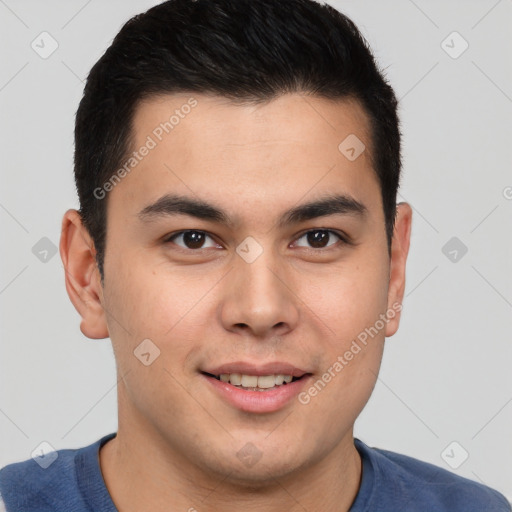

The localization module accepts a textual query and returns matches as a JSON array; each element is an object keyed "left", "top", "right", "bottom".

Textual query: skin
[{"left": 60, "top": 93, "right": 412, "bottom": 512}]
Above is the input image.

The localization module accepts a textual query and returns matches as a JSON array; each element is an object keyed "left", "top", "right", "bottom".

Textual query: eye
[
  {"left": 164, "top": 230, "right": 221, "bottom": 250},
  {"left": 292, "top": 229, "right": 346, "bottom": 250},
  {"left": 164, "top": 228, "right": 349, "bottom": 253}
]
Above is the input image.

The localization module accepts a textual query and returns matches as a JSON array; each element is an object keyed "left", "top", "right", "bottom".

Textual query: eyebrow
[{"left": 137, "top": 193, "right": 367, "bottom": 228}]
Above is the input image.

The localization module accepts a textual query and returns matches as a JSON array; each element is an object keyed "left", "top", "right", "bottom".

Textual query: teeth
[
  {"left": 216, "top": 373, "right": 297, "bottom": 389},
  {"left": 241, "top": 375, "right": 258, "bottom": 387},
  {"left": 229, "top": 373, "right": 242, "bottom": 385},
  {"left": 257, "top": 375, "right": 276, "bottom": 388}
]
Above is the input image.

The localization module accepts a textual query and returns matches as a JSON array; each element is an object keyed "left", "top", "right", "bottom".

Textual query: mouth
[
  {"left": 199, "top": 363, "right": 313, "bottom": 413},
  {"left": 199, "top": 362, "right": 313, "bottom": 412},
  {"left": 201, "top": 371, "right": 307, "bottom": 392}
]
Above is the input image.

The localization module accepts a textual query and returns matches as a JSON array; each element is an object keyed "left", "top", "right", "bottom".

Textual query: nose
[{"left": 219, "top": 246, "right": 300, "bottom": 339}]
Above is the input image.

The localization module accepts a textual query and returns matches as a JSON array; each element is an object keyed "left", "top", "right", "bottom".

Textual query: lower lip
[{"left": 202, "top": 373, "right": 311, "bottom": 413}]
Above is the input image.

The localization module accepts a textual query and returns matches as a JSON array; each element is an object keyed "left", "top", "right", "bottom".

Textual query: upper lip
[{"left": 202, "top": 362, "right": 310, "bottom": 378}]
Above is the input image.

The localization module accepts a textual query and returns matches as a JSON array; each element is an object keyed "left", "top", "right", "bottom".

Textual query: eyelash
[{"left": 163, "top": 228, "right": 351, "bottom": 253}]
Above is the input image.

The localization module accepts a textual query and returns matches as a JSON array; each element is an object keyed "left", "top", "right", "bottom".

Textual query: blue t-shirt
[{"left": 0, "top": 433, "right": 510, "bottom": 511}]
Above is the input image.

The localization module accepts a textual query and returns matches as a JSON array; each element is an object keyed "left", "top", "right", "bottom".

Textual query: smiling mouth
[{"left": 201, "top": 372, "right": 306, "bottom": 391}]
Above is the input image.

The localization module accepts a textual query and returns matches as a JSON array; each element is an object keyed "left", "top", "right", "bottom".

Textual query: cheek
[
  {"left": 105, "top": 253, "right": 196, "bottom": 336},
  {"left": 103, "top": 252, "right": 223, "bottom": 376},
  {"left": 102, "top": 259, "right": 204, "bottom": 409},
  {"left": 298, "top": 256, "right": 390, "bottom": 344},
  {"left": 297, "top": 252, "right": 388, "bottom": 407}
]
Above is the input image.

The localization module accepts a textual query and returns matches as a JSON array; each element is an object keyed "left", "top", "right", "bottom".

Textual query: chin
[{"left": 199, "top": 440, "right": 311, "bottom": 487}]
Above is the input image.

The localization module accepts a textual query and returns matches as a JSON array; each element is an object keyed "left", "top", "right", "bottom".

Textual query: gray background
[{"left": 1, "top": 0, "right": 511, "bottom": 502}]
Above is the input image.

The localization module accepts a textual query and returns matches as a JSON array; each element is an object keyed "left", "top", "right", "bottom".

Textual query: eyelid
[
  {"left": 164, "top": 228, "right": 352, "bottom": 251},
  {"left": 164, "top": 230, "right": 221, "bottom": 250},
  {"left": 291, "top": 228, "right": 351, "bottom": 249}
]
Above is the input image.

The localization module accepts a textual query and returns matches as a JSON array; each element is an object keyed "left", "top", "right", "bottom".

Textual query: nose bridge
[{"left": 221, "top": 239, "right": 299, "bottom": 336}]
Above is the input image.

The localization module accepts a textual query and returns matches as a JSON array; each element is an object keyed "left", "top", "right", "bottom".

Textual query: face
[{"left": 63, "top": 92, "right": 410, "bottom": 485}]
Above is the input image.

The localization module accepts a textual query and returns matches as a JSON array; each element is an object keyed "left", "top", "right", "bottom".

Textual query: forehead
[
  {"left": 132, "top": 92, "right": 372, "bottom": 152},
  {"left": 108, "top": 92, "right": 381, "bottom": 224}
]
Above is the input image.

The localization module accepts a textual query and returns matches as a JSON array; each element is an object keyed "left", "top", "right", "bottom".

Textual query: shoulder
[
  {"left": 0, "top": 434, "right": 115, "bottom": 512},
  {"left": 0, "top": 446, "right": 79, "bottom": 511},
  {"left": 355, "top": 438, "right": 511, "bottom": 512}
]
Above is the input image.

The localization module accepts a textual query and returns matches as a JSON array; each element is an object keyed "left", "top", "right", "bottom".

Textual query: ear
[
  {"left": 59, "top": 209, "right": 109, "bottom": 339},
  {"left": 385, "top": 202, "right": 412, "bottom": 337}
]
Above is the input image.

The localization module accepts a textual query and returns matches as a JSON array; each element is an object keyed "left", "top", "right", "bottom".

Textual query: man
[{"left": 0, "top": 0, "right": 509, "bottom": 510}]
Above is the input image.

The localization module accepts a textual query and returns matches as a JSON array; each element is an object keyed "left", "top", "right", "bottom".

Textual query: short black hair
[{"left": 74, "top": 0, "right": 401, "bottom": 282}]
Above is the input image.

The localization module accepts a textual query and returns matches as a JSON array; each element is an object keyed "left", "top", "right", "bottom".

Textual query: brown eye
[
  {"left": 294, "top": 229, "right": 344, "bottom": 249},
  {"left": 166, "top": 230, "right": 219, "bottom": 250}
]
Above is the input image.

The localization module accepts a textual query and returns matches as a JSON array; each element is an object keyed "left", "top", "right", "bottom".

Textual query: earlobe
[
  {"left": 385, "top": 202, "right": 412, "bottom": 338},
  {"left": 59, "top": 209, "right": 109, "bottom": 339}
]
